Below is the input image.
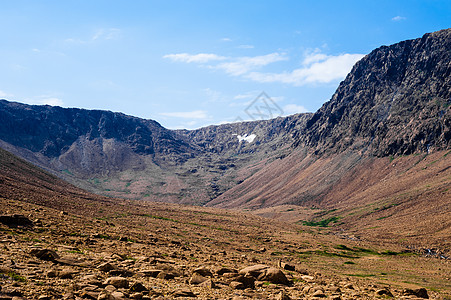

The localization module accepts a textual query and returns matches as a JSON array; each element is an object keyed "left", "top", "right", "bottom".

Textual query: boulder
[
  {"left": 189, "top": 273, "right": 208, "bottom": 285},
  {"left": 403, "top": 288, "right": 429, "bottom": 299},
  {"left": 0, "top": 215, "right": 33, "bottom": 228},
  {"left": 30, "top": 249, "right": 60, "bottom": 261},
  {"left": 239, "top": 265, "right": 289, "bottom": 285},
  {"left": 193, "top": 266, "right": 213, "bottom": 277},
  {"left": 103, "top": 277, "right": 129, "bottom": 289}
]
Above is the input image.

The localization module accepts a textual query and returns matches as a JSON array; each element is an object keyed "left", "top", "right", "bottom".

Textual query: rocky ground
[{"left": 1, "top": 196, "right": 450, "bottom": 300}]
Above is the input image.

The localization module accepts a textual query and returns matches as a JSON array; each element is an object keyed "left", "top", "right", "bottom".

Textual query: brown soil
[{"left": 1, "top": 147, "right": 450, "bottom": 299}]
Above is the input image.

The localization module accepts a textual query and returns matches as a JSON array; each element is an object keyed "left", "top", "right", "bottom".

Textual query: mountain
[
  {"left": 0, "top": 29, "right": 450, "bottom": 245},
  {"left": 296, "top": 28, "right": 451, "bottom": 156},
  {"left": 0, "top": 99, "right": 310, "bottom": 204}
]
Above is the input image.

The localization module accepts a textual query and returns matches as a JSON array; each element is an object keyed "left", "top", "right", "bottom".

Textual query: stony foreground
[{"left": 1, "top": 197, "right": 449, "bottom": 300}]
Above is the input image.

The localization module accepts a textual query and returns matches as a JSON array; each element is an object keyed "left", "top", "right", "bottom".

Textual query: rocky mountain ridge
[
  {"left": 0, "top": 28, "right": 450, "bottom": 210},
  {"left": 297, "top": 28, "right": 451, "bottom": 156}
]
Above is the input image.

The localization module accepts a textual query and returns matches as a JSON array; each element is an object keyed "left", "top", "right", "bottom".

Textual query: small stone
[
  {"left": 311, "top": 290, "right": 327, "bottom": 298},
  {"left": 110, "top": 291, "right": 126, "bottom": 300},
  {"left": 216, "top": 267, "right": 237, "bottom": 275},
  {"left": 189, "top": 273, "right": 208, "bottom": 285},
  {"left": 376, "top": 289, "right": 393, "bottom": 297},
  {"left": 103, "top": 277, "right": 129, "bottom": 289},
  {"left": 30, "top": 249, "right": 59, "bottom": 261},
  {"left": 199, "top": 279, "right": 215, "bottom": 289},
  {"left": 129, "top": 293, "right": 143, "bottom": 300},
  {"left": 104, "top": 285, "right": 116, "bottom": 293},
  {"left": 277, "top": 290, "right": 291, "bottom": 300},
  {"left": 129, "top": 282, "right": 148, "bottom": 293},
  {"left": 98, "top": 262, "right": 116, "bottom": 272},
  {"left": 230, "top": 281, "right": 245, "bottom": 290},
  {"left": 280, "top": 262, "right": 295, "bottom": 271},
  {"left": 37, "top": 296, "right": 51, "bottom": 300},
  {"left": 59, "top": 269, "right": 75, "bottom": 279},
  {"left": 193, "top": 266, "right": 213, "bottom": 277},
  {"left": 172, "top": 287, "right": 196, "bottom": 297},
  {"left": 139, "top": 269, "right": 162, "bottom": 278},
  {"left": 47, "top": 270, "right": 58, "bottom": 278}
]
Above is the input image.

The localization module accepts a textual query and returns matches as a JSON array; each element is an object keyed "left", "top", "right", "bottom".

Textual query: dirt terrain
[{"left": 1, "top": 148, "right": 450, "bottom": 299}]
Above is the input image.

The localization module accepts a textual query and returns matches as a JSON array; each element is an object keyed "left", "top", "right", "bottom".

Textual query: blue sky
[{"left": 0, "top": 1, "right": 450, "bottom": 129}]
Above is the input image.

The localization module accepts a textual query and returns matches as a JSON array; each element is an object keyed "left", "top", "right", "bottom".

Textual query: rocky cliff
[{"left": 297, "top": 28, "right": 451, "bottom": 156}]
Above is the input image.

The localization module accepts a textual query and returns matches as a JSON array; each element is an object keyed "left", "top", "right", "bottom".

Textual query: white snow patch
[{"left": 236, "top": 134, "right": 256, "bottom": 143}]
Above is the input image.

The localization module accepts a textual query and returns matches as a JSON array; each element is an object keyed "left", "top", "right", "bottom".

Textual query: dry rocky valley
[{"left": 0, "top": 29, "right": 450, "bottom": 299}]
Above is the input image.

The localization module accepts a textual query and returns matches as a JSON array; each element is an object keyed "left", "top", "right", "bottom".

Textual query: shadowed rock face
[
  {"left": 0, "top": 100, "right": 197, "bottom": 161},
  {"left": 297, "top": 28, "right": 451, "bottom": 156}
]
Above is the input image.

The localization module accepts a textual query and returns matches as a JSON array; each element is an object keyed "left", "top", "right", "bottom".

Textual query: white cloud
[
  {"left": 237, "top": 45, "right": 254, "bottom": 49},
  {"left": 283, "top": 104, "right": 309, "bottom": 115},
  {"left": 247, "top": 52, "right": 365, "bottom": 86},
  {"left": 163, "top": 49, "right": 363, "bottom": 86},
  {"left": 391, "top": 16, "right": 406, "bottom": 21},
  {"left": 92, "top": 28, "right": 121, "bottom": 41},
  {"left": 0, "top": 90, "right": 11, "bottom": 98},
  {"left": 160, "top": 110, "right": 209, "bottom": 119},
  {"left": 38, "top": 97, "right": 64, "bottom": 106},
  {"left": 221, "top": 38, "right": 232, "bottom": 42},
  {"left": 163, "top": 53, "right": 227, "bottom": 63},
  {"left": 65, "top": 28, "right": 121, "bottom": 45},
  {"left": 216, "top": 53, "right": 287, "bottom": 76},
  {"left": 23, "top": 97, "right": 65, "bottom": 107}
]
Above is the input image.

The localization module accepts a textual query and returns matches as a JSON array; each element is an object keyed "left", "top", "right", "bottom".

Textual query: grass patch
[
  {"left": 334, "top": 244, "right": 353, "bottom": 251},
  {"left": 346, "top": 273, "right": 376, "bottom": 278},
  {"left": 300, "top": 250, "right": 359, "bottom": 259},
  {"left": 62, "top": 169, "right": 73, "bottom": 176},
  {"left": 380, "top": 250, "right": 399, "bottom": 255},
  {"left": 302, "top": 216, "right": 340, "bottom": 227},
  {"left": 1, "top": 271, "right": 27, "bottom": 282},
  {"left": 141, "top": 214, "right": 179, "bottom": 223}
]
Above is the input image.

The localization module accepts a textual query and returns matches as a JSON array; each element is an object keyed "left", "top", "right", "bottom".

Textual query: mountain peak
[{"left": 297, "top": 28, "right": 451, "bottom": 156}]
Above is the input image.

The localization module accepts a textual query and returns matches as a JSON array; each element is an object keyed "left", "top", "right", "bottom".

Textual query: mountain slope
[
  {"left": 206, "top": 29, "right": 451, "bottom": 247},
  {"left": 0, "top": 99, "right": 310, "bottom": 204},
  {"left": 0, "top": 29, "right": 449, "bottom": 219}
]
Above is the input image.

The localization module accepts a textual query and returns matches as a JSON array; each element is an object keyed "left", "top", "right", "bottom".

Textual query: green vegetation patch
[
  {"left": 0, "top": 270, "right": 27, "bottom": 282},
  {"left": 141, "top": 214, "right": 179, "bottom": 223},
  {"left": 302, "top": 216, "right": 340, "bottom": 227}
]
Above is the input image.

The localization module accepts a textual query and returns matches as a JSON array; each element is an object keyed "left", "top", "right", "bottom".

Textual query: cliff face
[{"left": 297, "top": 29, "right": 451, "bottom": 156}]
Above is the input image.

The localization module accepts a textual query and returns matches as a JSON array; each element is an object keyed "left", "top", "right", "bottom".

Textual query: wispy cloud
[
  {"left": 391, "top": 16, "right": 406, "bottom": 21},
  {"left": 163, "top": 53, "right": 227, "bottom": 63},
  {"left": 216, "top": 53, "right": 287, "bottom": 76},
  {"left": 160, "top": 110, "right": 209, "bottom": 119},
  {"left": 0, "top": 90, "right": 12, "bottom": 98},
  {"left": 92, "top": 28, "right": 121, "bottom": 41},
  {"left": 283, "top": 104, "right": 309, "bottom": 115},
  {"left": 247, "top": 52, "right": 365, "bottom": 86},
  {"left": 163, "top": 49, "right": 363, "bottom": 86},
  {"left": 65, "top": 28, "right": 122, "bottom": 44},
  {"left": 237, "top": 44, "right": 254, "bottom": 49},
  {"left": 24, "top": 96, "right": 65, "bottom": 107}
]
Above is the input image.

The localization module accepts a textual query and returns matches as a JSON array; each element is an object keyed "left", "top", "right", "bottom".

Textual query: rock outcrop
[{"left": 297, "top": 28, "right": 451, "bottom": 156}]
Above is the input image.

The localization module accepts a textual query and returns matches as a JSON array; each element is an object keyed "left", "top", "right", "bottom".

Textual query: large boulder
[{"left": 239, "top": 264, "right": 289, "bottom": 285}]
